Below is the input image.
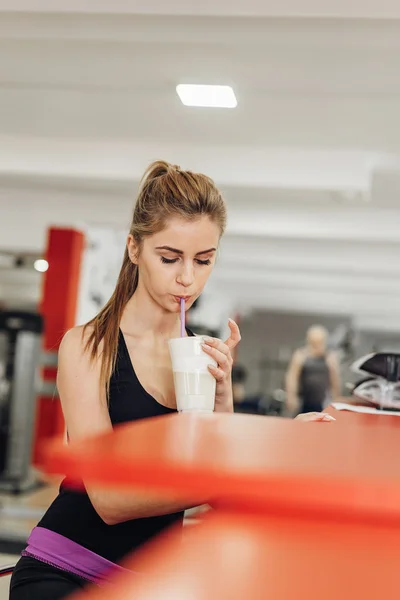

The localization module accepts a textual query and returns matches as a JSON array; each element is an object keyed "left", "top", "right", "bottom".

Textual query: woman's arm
[
  {"left": 57, "top": 327, "right": 206, "bottom": 526},
  {"left": 284, "top": 350, "right": 304, "bottom": 416}
]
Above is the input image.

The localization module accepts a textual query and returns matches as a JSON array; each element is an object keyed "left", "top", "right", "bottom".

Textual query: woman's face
[{"left": 128, "top": 215, "right": 221, "bottom": 313}]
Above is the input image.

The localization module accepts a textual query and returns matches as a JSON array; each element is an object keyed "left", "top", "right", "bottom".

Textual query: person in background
[{"left": 285, "top": 325, "right": 341, "bottom": 417}]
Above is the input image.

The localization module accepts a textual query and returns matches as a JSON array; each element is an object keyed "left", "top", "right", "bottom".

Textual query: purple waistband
[{"left": 22, "top": 527, "right": 133, "bottom": 586}]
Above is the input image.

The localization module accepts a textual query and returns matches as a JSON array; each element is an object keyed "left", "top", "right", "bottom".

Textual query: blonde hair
[
  {"left": 307, "top": 325, "right": 328, "bottom": 341},
  {"left": 83, "top": 160, "right": 227, "bottom": 394}
]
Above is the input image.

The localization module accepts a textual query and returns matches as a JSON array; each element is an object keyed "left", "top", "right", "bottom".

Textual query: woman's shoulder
[
  {"left": 59, "top": 324, "right": 103, "bottom": 358},
  {"left": 60, "top": 324, "right": 88, "bottom": 348},
  {"left": 294, "top": 347, "right": 307, "bottom": 362}
]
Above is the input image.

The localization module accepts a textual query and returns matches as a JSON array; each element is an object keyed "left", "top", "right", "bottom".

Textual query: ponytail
[{"left": 83, "top": 249, "right": 138, "bottom": 396}]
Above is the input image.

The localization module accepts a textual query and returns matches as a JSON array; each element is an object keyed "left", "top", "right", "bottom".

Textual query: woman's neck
[
  {"left": 307, "top": 347, "right": 325, "bottom": 357},
  {"left": 120, "top": 286, "right": 182, "bottom": 340}
]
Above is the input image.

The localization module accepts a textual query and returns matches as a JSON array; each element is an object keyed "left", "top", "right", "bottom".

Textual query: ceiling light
[
  {"left": 34, "top": 259, "right": 49, "bottom": 273},
  {"left": 176, "top": 84, "right": 237, "bottom": 108}
]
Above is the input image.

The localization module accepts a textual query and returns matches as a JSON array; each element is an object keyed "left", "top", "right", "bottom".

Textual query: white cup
[{"left": 168, "top": 336, "right": 217, "bottom": 413}]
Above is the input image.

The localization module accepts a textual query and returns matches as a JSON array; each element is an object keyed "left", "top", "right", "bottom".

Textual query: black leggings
[{"left": 9, "top": 556, "right": 89, "bottom": 599}]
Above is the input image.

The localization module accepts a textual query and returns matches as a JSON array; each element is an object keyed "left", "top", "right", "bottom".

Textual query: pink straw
[{"left": 180, "top": 298, "right": 185, "bottom": 337}]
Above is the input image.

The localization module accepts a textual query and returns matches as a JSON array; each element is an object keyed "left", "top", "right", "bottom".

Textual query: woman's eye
[
  {"left": 196, "top": 259, "right": 211, "bottom": 266},
  {"left": 160, "top": 256, "right": 178, "bottom": 264},
  {"left": 160, "top": 257, "right": 212, "bottom": 266}
]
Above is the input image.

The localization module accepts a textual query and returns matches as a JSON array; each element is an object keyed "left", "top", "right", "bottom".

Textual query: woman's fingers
[
  {"left": 295, "top": 412, "right": 336, "bottom": 422},
  {"left": 207, "top": 364, "right": 226, "bottom": 382},
  {"left": 224, "top": 319, "right": 241, "bottom": 351},
  {"left": 202, "top": 343, "right": 230, "bottom": 368}
]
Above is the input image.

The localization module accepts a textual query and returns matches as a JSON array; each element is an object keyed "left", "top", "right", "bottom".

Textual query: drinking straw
[{"left": 180, "top": 298, "right": 185, "bottom": 337}]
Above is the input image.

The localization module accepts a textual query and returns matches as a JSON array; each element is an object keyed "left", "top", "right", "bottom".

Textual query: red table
[
  {"left": 41, "top": 406, "right": 400, "bottom": 599},
  {"left": 44, "top": 408, "right": 400, "bottom": 524},
  {"left": 72, "top": 509, "right": 400, "bottom": 600}
]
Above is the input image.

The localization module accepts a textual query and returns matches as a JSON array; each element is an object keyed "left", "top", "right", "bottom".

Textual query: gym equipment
[
  {"left": 0, "top": 310, "right": 43, "bottom": 493},
  {"left": 0, "top": 563, "right": 15, "bottom": 577},
  {"left": 351, "top": 352, "right": 400, "bottom": 410}
]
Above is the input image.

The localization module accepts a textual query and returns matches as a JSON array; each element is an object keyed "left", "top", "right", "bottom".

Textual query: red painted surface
[
  {"left": 76, "top": 509, "right": 400, "bottom": 600},
  {"left": 44, "top": 407, "right": 400, "bottom": 597},
  {"left": 43, "top": 408, "right": 400, "bottom": 524},
  {"left": 33, "top": 227, "right": 84, "bottom": 465}
]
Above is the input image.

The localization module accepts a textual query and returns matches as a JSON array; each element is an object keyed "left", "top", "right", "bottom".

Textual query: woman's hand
[
  {"left": 295, "top": 412, "right": 336, "bottom": 422},
  {"left": 201, "top": 319, "right": 241, "bottom": 413}
]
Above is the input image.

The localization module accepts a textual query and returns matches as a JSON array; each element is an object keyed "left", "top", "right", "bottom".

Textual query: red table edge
[{"left": 41, "top": 430, "right": 400, "bottom": 530}]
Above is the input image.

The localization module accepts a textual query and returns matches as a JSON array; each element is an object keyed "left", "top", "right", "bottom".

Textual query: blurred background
[{"left": 2, "top": 0, "right": 400, "bottom": 587}]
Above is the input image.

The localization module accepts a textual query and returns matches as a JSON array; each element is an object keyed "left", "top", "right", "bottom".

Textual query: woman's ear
[{"left": 127, "top": 234, "right": 139, "bottom": 265}]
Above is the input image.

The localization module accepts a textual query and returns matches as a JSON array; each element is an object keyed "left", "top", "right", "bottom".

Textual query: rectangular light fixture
[{"left": 176, "top": 84, "right": 237, "bottom": 108}]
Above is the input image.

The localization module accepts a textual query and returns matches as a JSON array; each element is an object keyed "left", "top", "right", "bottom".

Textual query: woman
[
  {"left": 10, "top": 161, "right": 333, "bottom": 599},
  {"left": 285, "top": 325, "right": 341, "bottom": 416}
]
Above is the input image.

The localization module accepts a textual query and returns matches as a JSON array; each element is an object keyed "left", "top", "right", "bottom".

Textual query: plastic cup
[{"left": 168, "top": 337, "right": 217, "bottom": 413}]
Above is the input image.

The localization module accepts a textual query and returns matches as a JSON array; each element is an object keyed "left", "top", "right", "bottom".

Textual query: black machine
[
  {"left": 351, "top": 352, "right": 400, "bottom": 410},
  {"left": 0, "top": 310, "right": 43, "bottom": 492}
]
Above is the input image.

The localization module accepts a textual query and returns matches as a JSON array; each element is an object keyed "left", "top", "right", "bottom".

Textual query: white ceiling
[
  {"left": 1, "top": 3, "right": 400, "bottom": 331},
  {"left": 3, "top": 0, "right": 400, "bottom": 19}
]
